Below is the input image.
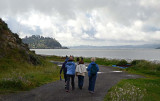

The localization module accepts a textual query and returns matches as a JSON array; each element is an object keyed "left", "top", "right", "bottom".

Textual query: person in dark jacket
[
  {"left": 76, "top": 57, "right": 80, "bottom": 66},
  {"left": 65, "top": 56, "right": 76, "bottom": 92},
  {"left": 87, "top": 57, "right": 99, "bottom": 94},
  {"left": 60, "top": 56, "right": 69, "bottom": 88}
]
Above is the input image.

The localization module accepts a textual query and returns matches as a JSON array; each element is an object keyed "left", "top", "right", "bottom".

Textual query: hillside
[
  {"left": 0, "top": 18, "right": 41, "bottom": 65},
  {"left": 156, "top": 47, "right": 160, "bottom": 49},
  {"left": 0, "top": 18, "right": 61, "bottom": 93},
  {"left": 22, "top": 35, "right": 68, "bottom": 49}
]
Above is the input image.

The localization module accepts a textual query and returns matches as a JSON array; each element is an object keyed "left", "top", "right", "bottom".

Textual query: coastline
[{"left": 30, "top": 48, "right": 160, "bottom": 62}]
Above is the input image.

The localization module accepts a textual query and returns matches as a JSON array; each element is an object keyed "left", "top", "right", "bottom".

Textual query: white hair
[{"left": 91, "top": 57, "right": 96, "bottom": 62}]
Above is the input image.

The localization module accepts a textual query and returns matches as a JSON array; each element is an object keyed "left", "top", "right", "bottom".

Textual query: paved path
[{"left": 0, "top": 62, "right": 143, "bottom": 101}]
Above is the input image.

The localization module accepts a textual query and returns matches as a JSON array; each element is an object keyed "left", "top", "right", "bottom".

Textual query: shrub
[
  {"left": 131, "top": 60, "right": 146, "bottom": 65},
  {"left": 0, "top": 77, "right": 33, "bottom": 90},
  {"left": 157, "top": 65, "right": 160, "bottom": 71},
  {"left": 28, "top": 52, "right": 42, "bottom": 65},
  {"left": 116, "top": 59, "right": 128, "bottom": 66}
]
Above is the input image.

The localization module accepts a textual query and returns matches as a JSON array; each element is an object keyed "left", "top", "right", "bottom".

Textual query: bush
[
  {"left": 157, "top": 66, "right": 160, "bottom": 71},
  {"left": 28, "top": 52, "right": 42, "bottom": 65},
  {"left": 116, "top": 59, "right": 128, "bottom": 66},
  {"left": 0, "top": 79, "right": 23, "bottom": 89},
  {"left": 131, "top": 60, "right": 146, "bottom": 65}
]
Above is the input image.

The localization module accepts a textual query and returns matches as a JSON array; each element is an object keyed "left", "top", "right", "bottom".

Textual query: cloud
[{"left": 0, "top": 0, "right": 160, "bottom": 46}]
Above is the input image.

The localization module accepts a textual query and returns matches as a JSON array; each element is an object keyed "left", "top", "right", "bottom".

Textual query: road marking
[
  {"left": 97, "top": 72, "right": 105, "bottom": 74},
  {"left": 110, "top": 71, "right": 123, "bottom": 73}
]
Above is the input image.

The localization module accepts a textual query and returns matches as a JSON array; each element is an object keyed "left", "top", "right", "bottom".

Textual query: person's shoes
[
  {"left": 66, "top": 90, "right": 69, "bottom": 92},
  {"left": 89, "top": 91, "right": 94, "bottom": 94},
  {"left": 79, "top": 87, "right": 82, "bottom": 90}
]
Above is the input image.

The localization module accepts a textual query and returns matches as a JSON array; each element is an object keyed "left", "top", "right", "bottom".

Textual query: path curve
[{"left": 0, "top": 62, "right": 143, "bottom": 101}]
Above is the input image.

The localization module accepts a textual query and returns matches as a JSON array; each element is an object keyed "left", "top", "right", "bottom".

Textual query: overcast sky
[{"left": 0, "top": 0, "right": 160, "bottom": 46}]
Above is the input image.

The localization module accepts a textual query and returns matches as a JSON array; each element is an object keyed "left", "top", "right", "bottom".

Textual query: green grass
[
  {"left": 0, "top": 57, "right": 61, "bottom": 94},
  {"left": 45, "top": 55, "right": 124, "bottom": 66},
  {"left": 45, "top": 55, "right": 65, "bottom": 62},
  {"left": 103, "top": 59, "right": 160, "bottom": 101},
  {"left": 104, "top": 78, "right": 160, "bottom": 101}
]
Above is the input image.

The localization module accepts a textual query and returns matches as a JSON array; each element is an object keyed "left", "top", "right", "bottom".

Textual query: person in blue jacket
[
  {"left": 60, "top": 56, "right": 69, "bottom": 88},
  {"left": 65, "top": 56, "right": 76, "bottom": 92},
  {"left": 87, "top": 57, "right": 99, "bottom": 94}
]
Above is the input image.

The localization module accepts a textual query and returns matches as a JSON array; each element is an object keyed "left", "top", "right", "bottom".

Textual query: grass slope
[{"left": 0, "top": 57, "right": 61, "bottom": 94}]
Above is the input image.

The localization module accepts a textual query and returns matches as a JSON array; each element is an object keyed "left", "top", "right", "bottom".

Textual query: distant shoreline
[
  {"left": 30, "top": 47, "right": 69, "bottom": 49},
  {"left": 30, "top": 48, "right": 160, "bottom": 63},
  {"left": 36, "top": 54, "right": 160, "bottom": 64}
]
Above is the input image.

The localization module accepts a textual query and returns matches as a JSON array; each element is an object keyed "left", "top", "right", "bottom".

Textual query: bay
[{"left": 31, "top": 49, "right": 160, "bottom": 61}]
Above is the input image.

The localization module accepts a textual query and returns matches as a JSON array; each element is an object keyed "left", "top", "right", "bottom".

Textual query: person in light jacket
[
  {"left": 65, "top": 56, "right": 76, "bottom": 92},
  {"left": 76, "top": 59, "right": 86, "bottom": 90},
  {"left": 87, "top": 57, "right": 99, "bottom": 94}
]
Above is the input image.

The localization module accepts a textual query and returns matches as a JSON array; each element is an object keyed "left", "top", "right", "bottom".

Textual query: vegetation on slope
[
  {"left": 0, "top": 18, "right": 60, "bottom": 93},
  {"left": 0, "top": 18, "right": 41, "bottom": 65},
  {"left": 0, "top": 58, "right": 60, "bottom": 93}
]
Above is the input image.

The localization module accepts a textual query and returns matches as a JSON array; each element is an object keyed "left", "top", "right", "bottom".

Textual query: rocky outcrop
[
  {"left": 0, "top": 18, "right": 41, "bottom": 65},
  {"left": 22, "top": 35, "right": 68, "bottom": 49}
]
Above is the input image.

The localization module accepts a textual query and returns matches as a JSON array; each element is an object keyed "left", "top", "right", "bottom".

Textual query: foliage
[
  {"left": 104, "top": 59, "right": 160, "bottom": 101},
  {"left": 104, "top": 78, "right": 160, "bottom": 101},
  {"left": 22, "top": 35, "right": 65, "bottom": 49},
  {"left": 45, "top": 55, "right": 66, "bottom": 62},
  {"left": 83, "top": 57, "right": 121, "bottom": 66},
  {"left": 116, "top": 59, "right": 128, "bottom": 66},
  {"left": 127, "top": 60, "right": 160, "bottom": 76},
  {"left": 0, "top": 58, "right": 60, "bottom": 93},
  {"left": 0, "top": 18, "right": 60, "bottom": 94},
  {"left": 0, "top": 19, "right": 9, "bottom": 31},
  {"left": 0, "top": 18, "right": 42, "bottom": 65}
]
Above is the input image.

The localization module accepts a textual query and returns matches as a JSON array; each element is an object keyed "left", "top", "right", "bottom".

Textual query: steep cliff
[{"left": 0, "top": 18, "right": 41, "bottom": 65}]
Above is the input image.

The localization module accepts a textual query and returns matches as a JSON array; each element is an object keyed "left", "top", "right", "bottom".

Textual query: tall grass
[
  {"left": 0, "top": 57, "right": 61, "bottom": 93},
  {"left": 126, "top": 60, "right": 160, "bottom": 77},
  {"left": 84, "top": 57, "right": 125, "bottom": 66},
  {"left": 104, "top": 59, "right": 160, "bottom": 101},
  {"left": 104, "top": 78, "right": 160, "bottom": 101},
  {"left": 45, "top": 55, "right": 65, "bottom": 62}
]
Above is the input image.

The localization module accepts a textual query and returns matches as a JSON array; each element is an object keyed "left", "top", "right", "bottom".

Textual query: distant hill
[
  {"left": 156, "top": 47, "right": 160, "bottom": 49},
  {"left": 0, "top": 18, "right": 41, "bottom": 65},
  {"left": 69, "top": 44, "right": 160, "bottom": 49},
  {"left": 22, "top": 35, "right": 68, "bottom": 49}
]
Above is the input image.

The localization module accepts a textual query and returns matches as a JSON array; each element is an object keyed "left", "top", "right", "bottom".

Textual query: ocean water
[{"left": 31, "top": 49, "right": 160, "bottom": 62}]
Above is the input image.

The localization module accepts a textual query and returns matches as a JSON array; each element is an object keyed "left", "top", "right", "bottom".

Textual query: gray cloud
[
  {"left": 5, "top": 17, "right": 42, "bottom": 36},
  {"left": 0, "top": 0, "right": 160, "bottom": 46}
]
